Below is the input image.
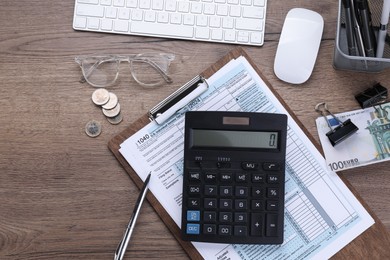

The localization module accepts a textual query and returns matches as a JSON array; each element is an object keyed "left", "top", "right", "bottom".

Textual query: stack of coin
[{"left": 91, "top": 88, "right": 123, "bottom": 125}]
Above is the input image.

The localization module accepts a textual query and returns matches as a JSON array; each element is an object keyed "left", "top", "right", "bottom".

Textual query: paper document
[
  {"left": 119, "top": 56, "right": 374, "bottom": 259},
  {"left": 316, "top": 102, "right": 390, "bottom": 172}
]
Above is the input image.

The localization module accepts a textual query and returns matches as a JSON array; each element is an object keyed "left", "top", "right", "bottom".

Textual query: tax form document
[{"left": 119, "top": 56, "right": 374, "bottom": 259}]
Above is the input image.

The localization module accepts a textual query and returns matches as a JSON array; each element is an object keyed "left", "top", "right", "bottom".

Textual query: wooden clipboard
[{"left": 108, "top": 47, "right": 390, "bottom": 259}]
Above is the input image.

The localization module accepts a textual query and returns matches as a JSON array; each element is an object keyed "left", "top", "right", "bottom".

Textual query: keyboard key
[
  {"left": 263, "top": 162, "right": 280, "bottom": 171},
  {"left": 242, "top": 162, "right": 259, "bottom": 170},
  {"left": 204, "top": 224, "right": 217, "bottom": 234},
  {"left": 88, "top": 18, "right": 100, "bottom": 29},
  {"left": 204, "top": 211, "right": 217, "bottom": 222},
  {"left": 252, "top": 173, "right": 264, "bottom": 182},
  {"left": 189, "top": 185, "right": 201, "bottom": 195},
  {"left": 267, "top": 174, "right": 279, "bottom": 183},
  {"left": 186, "top": 223, "right": 200, "bottom": 235},
  {"left": 195, "top": 27, "right": 210, "bottom": 39},
  {"left": 235, "top": 212, "right": 247, "bottom": 222},
  {"left": 266, "top": 214, "right": 278, "bottom": 236},
  {"left": 74, "top": 17, "right": 87, "bottom": 28},
  {"left": 219, "top": 225, "right": 232, "bottom": 236},
  {"left": 114, "top": 20, "right": 129, "bottom": 32},
  {"left": 236, "top": 18, "right": 263, "bottom": 31},
  {"left": 204, "top": 185, "right": 217, "bottom": 196},
  {"left": 76, "top": 4, "right": 104, "bottom": 17},
  {"left": 235, "top": 199, "right": 248, "bottom": 210},
  {"left": 220, "top": 173, "right": 233, "bottom": 182},
  {"left": 188, "top": 198, "right": 200, "bottom": 208},
  {"left": 252, "top": 200, "right": 262, "bottom": 210},
  {"left": 219, "top": 212, "right": 232, "bottom": 222},
  {"left": 267, "top": 188, "right": 279, "bottom": 198},
  {"left": 252, "top": 187, "right": 262, "bottom": 197},
  {"left": 234, "top": 226, "right": 247, "bottom": 236},
  {"left": 131, "top": 21, "right": 194, "bottom": 38},
  {"left": 235, "top": 186, "right": 248, "bottom": 197},
  {"left": 189, "top": 172, "right": 201, "bottom": 181},
  {"left": 220, "top": 199, "right": 232, "bottom": 209},
  {"left": 187, "top": 210, "right": 201, "bottom": 221},
  {"left": 204, "top": 198, "right": 217, "bottom": 209},
  {"left": 251, "top": 213, "right": 263, "bottom": 236},
  {"left": 243, "top": 7, "right": 264, "bottom": 19},
  {"left": 78, "top": 0, "right": 99, "bottom": 4},
  {"left": 205, "top": 173, "right": 217, "bottom": 182},
  {"left": 236, "top": 173, "right": 248, "bottom": 182},
  {"left": 266, "top": 200, "right": 278, "bottom": 211},
  {"left": 220, "top": 186, "right": 233, "bottom": 196}
]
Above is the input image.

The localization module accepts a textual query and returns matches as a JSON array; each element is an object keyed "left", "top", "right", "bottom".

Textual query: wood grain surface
[{"left": 0, "top": 1, "right": 389, "bottom": 259}]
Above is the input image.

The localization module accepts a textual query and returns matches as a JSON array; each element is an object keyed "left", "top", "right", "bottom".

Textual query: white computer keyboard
[{"left": 73, "top": 0, "right": 267, "bottom": 46}]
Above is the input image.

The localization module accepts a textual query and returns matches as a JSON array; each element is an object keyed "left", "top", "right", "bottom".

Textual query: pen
[
  {"left": 342, "top": 0, "right": 358, "bottom": 55},
  {"left": 376, "top": 0, "right": 390, "bottom": 57},
  {"left": 350, "top": 0, "right": 366, "bottom": 56},
  {"left": 355, "top": 0, "right": 376, "bottom": 57},
  {"left": 114, "top": 172, "right": 151, "bottom": 260}
]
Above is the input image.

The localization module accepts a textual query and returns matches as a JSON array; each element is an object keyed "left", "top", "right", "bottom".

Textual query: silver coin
[
  {"left": 102, "top": 103, "right": 121, "bottom": 117},
  {"left": 107, "top": 112, "right": 123, "bottom": 125},
  {"left": 92, "top": 88, "right": 110, "bottom": 105},
  {"left": 102, "top": 92, "right": 119, "bottom": 110},
  {"left": 85, "top": 120, "right": 102, "bottom": 137}
]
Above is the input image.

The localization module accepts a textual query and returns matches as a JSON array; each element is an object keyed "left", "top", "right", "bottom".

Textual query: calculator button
[
  {"left": 203, "top": 224, "right": 217, "bottom": 235},
  {"left": 235, "top": 212, "right": 247, "bottom": 222},
  {"left": 187, "top": 210, "right": 201, "bottom": 221},
  {"left": 204, "top": 211, "right": 217, "bottom": 222},
  {"left": 235, "top": 186, "right": 248, "bottom": 197},
  {"left": 252, "top": 174, "right": 264, "bottom": 183},
  {"left": 220, "top": 199, "right": 233, "bottom": 209},
  {"left": 205, "top": 173, "right": 217, "bottom": 182},
  {"left": 266, "top": 201, "right": 279, "bottom": 211},
  {"left": 235, "top": 199, "right": 248, "bottom": 210},
  {"left": 250, "top": 213, "right": 263, "bottom": 236},
  {"left": 267, "top": 188, "right": 279, "bottom": 198},
  {"left": 189, "top": 185, "right": 201, "bottom": 195},
  {"left": 234, "top": 226, "right": 248, "bottom": 236},
  {"left": 204, "top": 185, "right": 218, "bottom": 196},
  {"left": 219, "top": 212, "right": 232, "bottom": 222},
  {"left": 236, "top": 173, "right": 248, "bottom": 182},
  {"left": 220, "top": 186, "right": 233, "bottom": 196},
  {"left": 186, "top": 223, "right": 200, "bottom": 235},
  {"left": 263, "top": 162, "right": 280, "bottom": 171},
  {"left": 219, "top": 225, "right": 232, "bottom": 236},
  {"left": 189, "top": 172, "right": 201, "bottom": 181},
  {"left": 252, "top": 187, "right": 263, "bottom": 197},
  {"left": 204, "top": 198, "right": 217, "bottom": 209},
  {"left": 220, "top": 172, "right": 233, "bottom": 182},
  {"left": 242, "top": 162, "right": 259, "bottom": 170},
  {"left": 266, "top": 214, "right": 278, "bottom": 236},
  {"left": 252, "top": 200, "right": 263, "bottom": 210},
  {"left": 188, "top": 198, "right": 200, "bottom": 208},
  {"left": 267, "top": 174, "right": 279, "bottom": 183}
]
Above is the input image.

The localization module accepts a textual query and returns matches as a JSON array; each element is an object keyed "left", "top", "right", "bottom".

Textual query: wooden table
[{"left": 0, "top": 1, "right": 389, "bottom": 259}]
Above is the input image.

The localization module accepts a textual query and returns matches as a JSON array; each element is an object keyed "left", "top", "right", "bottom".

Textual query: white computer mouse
[{"left": 274, "top": 8, "right": 324, "bottom": 84}]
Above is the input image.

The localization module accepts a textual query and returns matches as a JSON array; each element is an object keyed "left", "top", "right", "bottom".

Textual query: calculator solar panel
[{"left": 181, "top": 111, "right": 287, "bottom": 244}]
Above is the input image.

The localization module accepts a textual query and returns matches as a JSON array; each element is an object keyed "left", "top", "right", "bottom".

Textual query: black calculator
[{"left": 181, "top": 111, "right": 287, "bottom": 244}]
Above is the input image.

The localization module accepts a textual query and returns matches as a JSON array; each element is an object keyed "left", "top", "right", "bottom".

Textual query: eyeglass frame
[{"left": 75, "top": 53, "right": 175, "bottom": 88}]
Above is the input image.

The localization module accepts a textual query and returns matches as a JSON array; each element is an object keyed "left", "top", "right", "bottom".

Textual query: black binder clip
[
  {"left": 355, "top": 83, "right": 388, "bottom": 108},
  {"left": 315, "top": 103, "right": 359, "bottom": 147}
]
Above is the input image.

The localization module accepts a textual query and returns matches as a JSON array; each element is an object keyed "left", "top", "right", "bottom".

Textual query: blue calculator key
[
  {"left": 186, "top": 223, "right": 200, "bottom": 235},
  {"left": 187, "top": 210, "right": 201, "bottom": 221}
]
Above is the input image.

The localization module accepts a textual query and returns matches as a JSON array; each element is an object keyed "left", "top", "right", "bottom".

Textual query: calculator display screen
[{"left": 192, "top": 129, "right": 278, "bottom": 149}]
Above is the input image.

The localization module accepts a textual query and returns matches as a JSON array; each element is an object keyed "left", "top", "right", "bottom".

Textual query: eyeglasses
[{"left": 75, "top": 53, "right": 175, "bottom": 88}]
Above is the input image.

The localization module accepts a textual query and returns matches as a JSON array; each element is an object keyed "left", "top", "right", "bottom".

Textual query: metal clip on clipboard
[
  {"left": 148, "top": 75, "right": 209, "bottom": 124},
  {"left": 315, "top": 102, "right": 359, "bottom": 146}
]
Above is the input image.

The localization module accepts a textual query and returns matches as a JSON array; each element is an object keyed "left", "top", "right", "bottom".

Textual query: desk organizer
[{"left": 333, "top": 0, "right": 390, "bottom": 72}]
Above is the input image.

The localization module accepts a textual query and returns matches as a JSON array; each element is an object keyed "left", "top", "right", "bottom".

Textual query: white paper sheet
[{"left": 119, "top": 56, "right": 374, "bottom": 259}]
